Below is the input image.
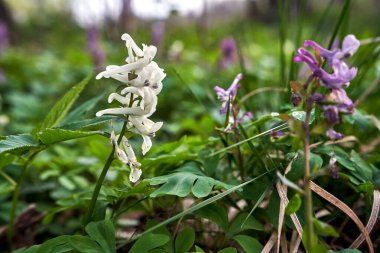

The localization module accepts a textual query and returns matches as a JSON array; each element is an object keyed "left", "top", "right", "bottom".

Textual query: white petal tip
[
  {"left": 129, "top": 169, "right": 142, "bottom": 183},
  {"left": 95, "top": 111, "right": 103, "bottom": 117}
]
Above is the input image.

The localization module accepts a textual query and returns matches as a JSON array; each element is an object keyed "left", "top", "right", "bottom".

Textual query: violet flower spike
[{"left": 214, "top": 73, "right": 242, "bottom": 114}]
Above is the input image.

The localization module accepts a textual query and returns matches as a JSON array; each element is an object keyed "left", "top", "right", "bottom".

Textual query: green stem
[
  {"left": 83, "top": 121, "right": 128, "bottom": 226},
  {"left": 303, "top": 108, "right": 314, "bottom": 252},
  {"left": 7, "top": 150, "right": 40, "bottom": 244}
]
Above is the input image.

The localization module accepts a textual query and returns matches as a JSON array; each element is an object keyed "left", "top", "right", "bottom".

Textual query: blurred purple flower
[
  {"left": 0, "top": 21, "right": 9, "bottom": 52},
  {"left": 326, "top": 127, "right": 344, "bottom": 140},
  {"left": 214, "top": 73, "right": 242, "bottom": 114},
  {"left": 151, "top": 21, "right": 165, "bottom": 48},
  {"left": 271, "top": 130, "right": 285, "bottom": 140},
  {"left": 238, "top": 111, "right": 253, "bottom": 123},
  {"left": 291, "top": 92, "right": 303, "bottom": 106},
  {"left": 219, "top": 37, "right": 237, "bottom": 69},
  {"left": 86, "top": 26, "right": 105, "bottom": 71}
]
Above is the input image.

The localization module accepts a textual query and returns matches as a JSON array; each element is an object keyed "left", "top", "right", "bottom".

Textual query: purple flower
[
  {"left": 326, "top": 127, "right": 344, "bottom": 140},
  {"left": 304, "top": 34, "right": 360, "bottom": 62},
  {"left": 323, "top": 88, "right": 354, "bottom": 114},
  {"left": 271, "top": 130, "right": 285, "bottom": 140},
  {"left": 321, "top": 88, "right": 354, "bottom": 140},
  {"left": 238, "top": 111, "right": 253, "bottom": 123},
  {"left": 219, "top": 37, "right": 237, "bottom": 69},
  {"left": 295, "top": 34, "right": 360, "bottom": 89},
  {"left": 214, "top": 73, "right": 242, "bottom": 114}
]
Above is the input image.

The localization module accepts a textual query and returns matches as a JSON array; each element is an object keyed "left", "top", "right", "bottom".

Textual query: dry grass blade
[
  {"left": 276, "top": 179, "right": 303, "bottom": 237},
  {"left": 280, "top": 230, "right": 288, "bottom": 253},
  {"left": 289, "top": 231, "right": 302, "bottom": 253},
  {"left": 261, "top": 231, "right": 277, "bottom": 253},
  {"left": 276, "top": 181, "right": 287, "bottom": 253},
  {"left": 309, "top": 135, "right": 358, "bottom": 149},
  {"left": 350, "top": 190, "right": 380, "bottom": 248},
  {"left": 309, "top": 181, "right": 374, "bottom": 253}
]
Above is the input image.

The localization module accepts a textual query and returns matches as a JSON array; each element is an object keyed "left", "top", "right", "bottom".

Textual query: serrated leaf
[
  {"left": 59, "top": 116, "right": 114, "bottom": 131},
  {"left": 233, "top": 235, "right": 263, "bottom": 253},
  {"left": 175, "top": 228, "right": 195, "bottom": 253},
  {"left": 60, "top": 95, "right": 103, "bottom": 126},
  {"left": 38, "top": 74, "right": 92, "bottom": 131},
  {"left": 85, "top": 220, "right": 116, "bottom": 253},
  {"left": 196, "top": 204, "right": 228, "bottom": 232},
  {"left": 0, "top": 134, "right": 38, "bottom": 154},
  {"left": 145, "top": 163, "right": 233, "bottom": 198},
  {"left": 129, "top": 233, "right": 170, "bottom": 253},
  {"left": 38, "top": 128, "right": 102, "bottom": 145},
  {"left": 69, "top": 235, "right": 103, "bottom": 253}
]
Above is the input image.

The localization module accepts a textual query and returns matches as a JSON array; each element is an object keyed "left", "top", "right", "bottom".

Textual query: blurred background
[{"left": 0, "top": 0, "right": 379, "bottom": 136}]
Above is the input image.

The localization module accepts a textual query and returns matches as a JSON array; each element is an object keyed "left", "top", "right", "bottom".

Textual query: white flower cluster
[{"left": 96, "top": 33, "right": 166, "bottom": 183}]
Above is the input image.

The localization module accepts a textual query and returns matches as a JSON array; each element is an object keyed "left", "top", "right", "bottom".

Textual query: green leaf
[
  {"left": 233, "top": 235, "right": 263, "bottom": 253},
  {"left": 126, "top": 171, "right": 270, "bottom": 247},
  {"left": 218, "top": 248, "right": 237, "bottom": 253},
  {"left": 11, "top": 246, "right": 39, "bottom": 253},
  {"left": 195, "top": 204, "right": 228, "bottom": 232},
  {"left": 287, "top": 151, "right": 323, "bottom": 181},
  {"left": 285, "top": 194, "right": 302, "bottom": 215},
  {"left": 0, "top": 153, "right": 17, "bottom": 167},
  {"left": 60, "top": 94, "right": 103, "bottom": 126},
  {"left": 175, "top": 228, "right": 195, "bottom": 253},
  {"left": 59, "top": 116, "right": 114, "bottom": 131},
  {"left": 328, "top": 249, "right": 363, "bottom": 253},
  {"left": 0, "top": 134, "right": 39, "bottom": 154},
  {"left": 227, "top": 212, "right": 263, "bottom": 239},
  {"left": 350, "top": 150, "right": 373, "bottom": 182},
  {"left": 38, "top": 74, "right": 92, "bottom": 131},
  {"left": 313, "top": 219, "right": 339, "bottom": 238},
  {"left": 35, "top": 235, "right": 73, "bottom": 253},
  {"left": 129, "top": 233, "right": 170, "bottom": 253},
  {"left": 85, "top": 220, "right": 116, "bottom": 253},
  {"left": 69, "top": 235, "right": 103, "bottom": 253},
  {"left": 194, "top": 245, "right": 205, "bottom": 252},
  {"left": 38, "top": 128, "right": 102, "bottom": 144},
  {"left": 145, "top": 163, "right": 233, "bottom": 198}
]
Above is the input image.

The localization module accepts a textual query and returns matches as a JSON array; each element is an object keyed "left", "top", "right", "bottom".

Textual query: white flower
[
  {"left": 129, "top": 116, "right": 163, "bottom": 155},
  {"left": 110, "top": 130, "right": 142, "bottom": 183},
  {"left": 96, "top": 33, "right": 165, "bottom": 183},
  {"left": 96, "top": 86, "right": 157, "bottom": 117}
]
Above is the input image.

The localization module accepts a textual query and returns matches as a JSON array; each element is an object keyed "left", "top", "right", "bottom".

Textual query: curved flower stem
[
  {"left": 83, "top": 121, "right": 128, "bottom": 227},
  {"left": 303, "top": 108, "right": 314, "bottom": 251},
  {"left": 7, "top": 150, "right": 41, "bottom": 244}
]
